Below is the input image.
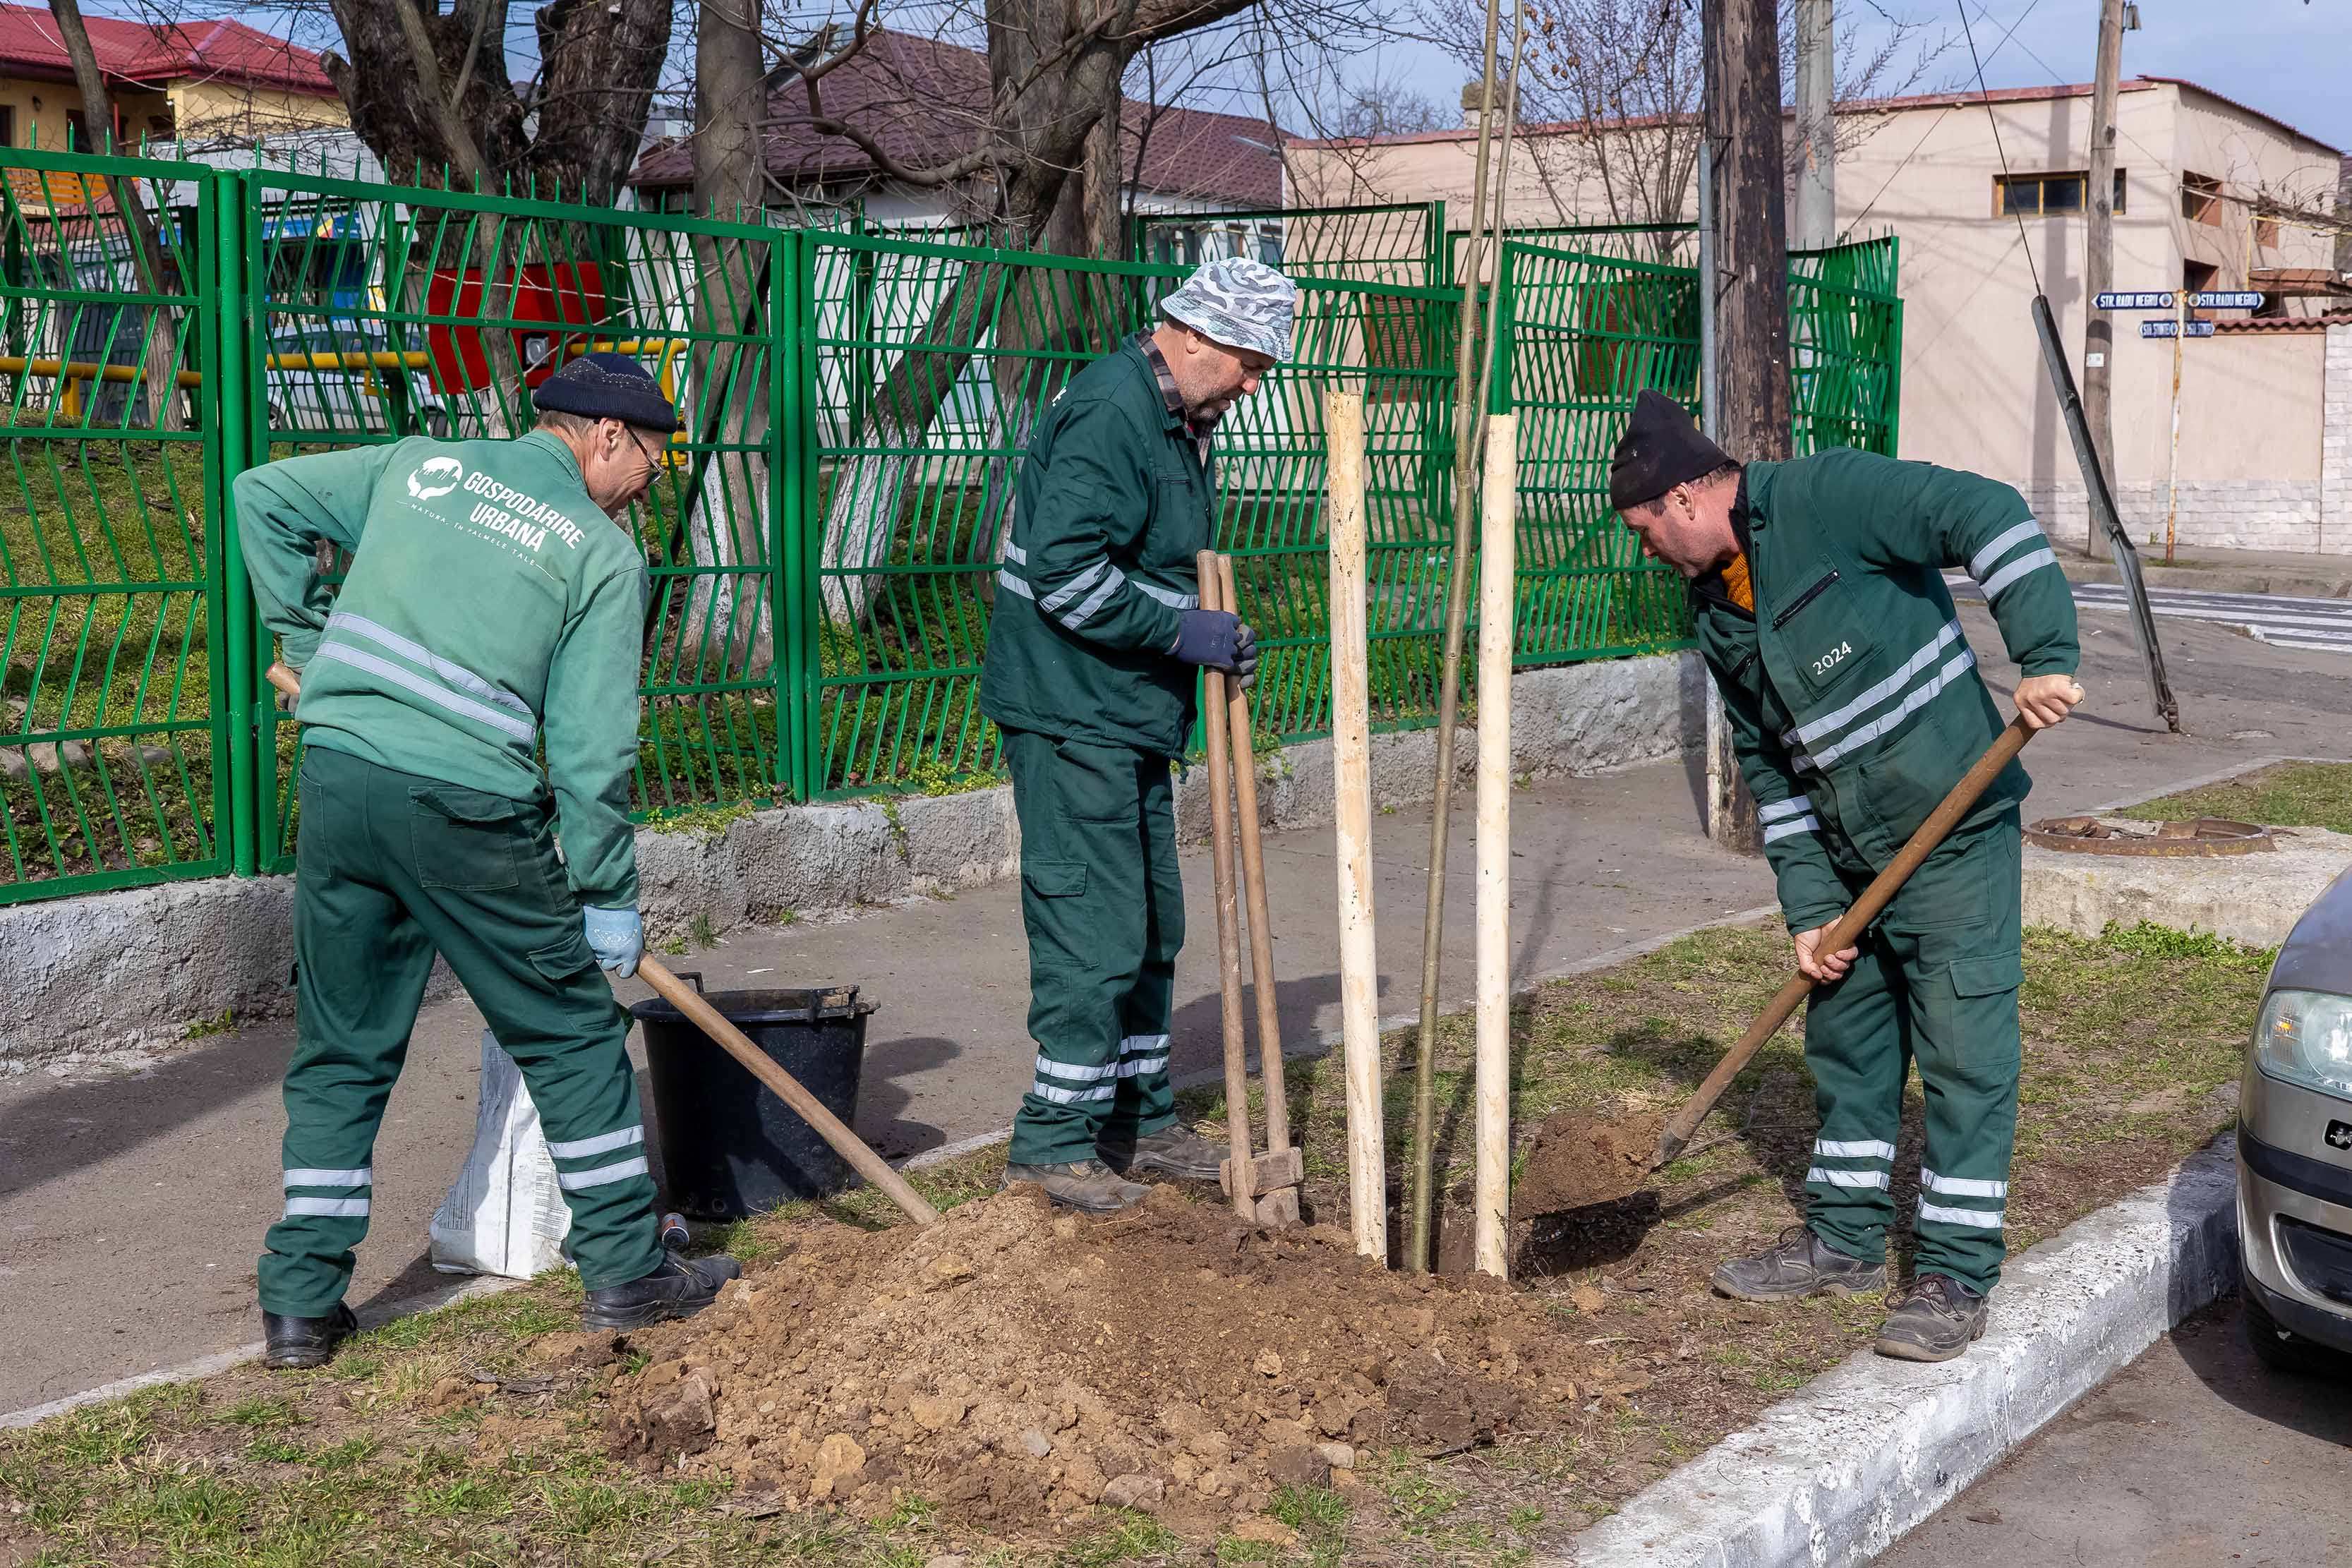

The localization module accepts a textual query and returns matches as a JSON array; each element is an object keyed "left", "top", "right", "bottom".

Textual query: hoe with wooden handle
[{"left": 267, "top": 661, "right": 939, "bottom": 1229}]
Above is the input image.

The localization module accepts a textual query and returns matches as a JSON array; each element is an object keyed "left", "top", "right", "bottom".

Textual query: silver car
[{"left": 2239, "top": 869, "right": 2352, "bottom": 1369}]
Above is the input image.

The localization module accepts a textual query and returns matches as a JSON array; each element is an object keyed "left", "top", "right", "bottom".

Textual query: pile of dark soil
[{"left": 598, "top": 1184, "right": 1613, "bottom": 1534}]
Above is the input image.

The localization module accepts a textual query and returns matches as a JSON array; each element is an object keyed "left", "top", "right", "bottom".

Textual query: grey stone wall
[{"left": 2019, "top": 478, "right": 2329, "bottom": 555}]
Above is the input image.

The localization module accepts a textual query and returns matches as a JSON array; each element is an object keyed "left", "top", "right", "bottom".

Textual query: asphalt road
[{"left": 1880, "top": 1296, "right": 2352, "bottom": 1567}]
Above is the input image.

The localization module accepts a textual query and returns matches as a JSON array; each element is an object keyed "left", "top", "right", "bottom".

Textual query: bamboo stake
[
  {"left": 1409, "top": 0, "right": 1527, "bottom": 1274},
  {"left": 1473, "top": 415, "right": 1517, "bottom": 1278},
  {"left": 1198, "top": 548, "right": 1258, "bottom": 1220},
  {"left": 1215, "top": 554, "right": 1290, "bottom": 1158},
  {"left": 1325, "top": 390, "right": 1387, "bottom": 1262}
]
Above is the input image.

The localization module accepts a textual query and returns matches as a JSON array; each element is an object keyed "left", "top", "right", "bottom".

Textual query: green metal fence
[
  {"left": 0, "top": 146, "right": 1902, "bottom": 904},
  {"left": 0, "top": 147, "right": 229, "bottom": 903}
]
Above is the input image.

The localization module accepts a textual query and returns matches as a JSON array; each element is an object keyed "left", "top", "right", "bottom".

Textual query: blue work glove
[
  {"left": 1169, "top": 609, "right": 1259, "bottom": 689},
  {"left": 583, "top": 905, "right": 644, "bottom": 979}
]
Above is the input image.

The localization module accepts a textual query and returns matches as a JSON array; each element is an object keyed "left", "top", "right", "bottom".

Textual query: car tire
[{"left": 2241, "top": 1287, "right": 2351, "bottom": 1376}]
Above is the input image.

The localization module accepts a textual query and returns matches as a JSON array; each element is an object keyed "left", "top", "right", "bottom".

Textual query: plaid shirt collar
[{"left": 1135, "top": 332, "right": 1216, "bottom": 464}]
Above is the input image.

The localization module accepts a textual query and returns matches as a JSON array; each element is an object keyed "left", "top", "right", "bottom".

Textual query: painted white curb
[{"left": 1558, "top": 1136, "right": 2240, "bottom": 1568}]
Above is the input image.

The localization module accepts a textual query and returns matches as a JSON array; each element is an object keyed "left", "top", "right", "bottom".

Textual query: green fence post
[
  {"left": 215, "top": 169, "right": 258, "bottom": 876},
  {"left": 772, "top": 230, "right": 802, "bottom": 800},
  {"left": 789, "top": 233, "right": 822, "bottom": 803}
]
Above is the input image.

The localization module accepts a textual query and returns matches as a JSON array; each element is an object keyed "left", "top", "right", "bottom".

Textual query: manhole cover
[{"left": 2025, "top": 816, "right": 2276, "bottom": 857}]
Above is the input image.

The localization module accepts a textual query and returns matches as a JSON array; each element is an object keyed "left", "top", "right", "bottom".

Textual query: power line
[
  {"left": 1958, "top": 0, "right": 2044, "bottom": 298},
  {"left": 1840, "top": 0, "right": 2047, "bottom": 237}
]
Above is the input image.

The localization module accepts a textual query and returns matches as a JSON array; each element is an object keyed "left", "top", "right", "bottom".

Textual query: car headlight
[{"left": 2255, "top": 989, "right": 2352, "bottom": 1100}]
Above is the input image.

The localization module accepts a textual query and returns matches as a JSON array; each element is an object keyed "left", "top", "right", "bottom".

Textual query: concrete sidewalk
[
  {"left": 5, "top": 603, "right": 2350, "bottom": 1418},
  {"left": 2058, "top": 540, "right": 2352, "bottom": 599}
]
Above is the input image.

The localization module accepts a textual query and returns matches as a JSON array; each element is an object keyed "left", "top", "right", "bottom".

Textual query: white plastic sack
[{"left": 428, "top": 1029, "right": 573, "bottom": 1279}]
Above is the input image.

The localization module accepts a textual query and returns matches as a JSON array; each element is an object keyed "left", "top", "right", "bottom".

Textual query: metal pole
[
  {"left": 1793, "top": 0, "right": 1835, "bottom": 248},
  {"left": 2165, "top": 287, "right": 2184, "bottom": 565},
  {"left": 2082, "top": 0, "right": 2125, "bottom": 553}
]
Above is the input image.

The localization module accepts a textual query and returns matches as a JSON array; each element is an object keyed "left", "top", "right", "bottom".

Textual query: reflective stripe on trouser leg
[
  {"left": 1900, "top": 819, "right": 2023, "bottom": 1296},
  {"left": 1004, "top": 730, "right": 1168, "bottom": 1166},
  {"left": 260, "top": 747, "right": 442, "bottom": 1317},
  {"left": 1797, "top": 924, "right": 1909, "bottom": 1266}
]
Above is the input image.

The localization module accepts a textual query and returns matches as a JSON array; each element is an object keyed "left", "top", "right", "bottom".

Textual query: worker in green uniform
[
  {"left": 979, "top": 256, "right": 1296, "bottom": 1213},
  {"left": 1610, "top": 390, "right": 2083, "bottom": 1361},
  {"left": 237, "top": 354, "right": 739, "bottom": 1369}
]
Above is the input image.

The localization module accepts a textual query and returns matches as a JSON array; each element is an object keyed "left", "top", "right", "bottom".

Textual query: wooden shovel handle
[
  {"left": 1653, "top": 717, "right": 2037, "bottom": 1166},
  {"left": 1197, "top": 549, "right": 1258, "bottom": 1216},
  {"left": 1212, "top": 554, "right": 1291, "bottom": 1157},
  {"left": 637, "top": 956, "right": 939, "bottom": 1227}
]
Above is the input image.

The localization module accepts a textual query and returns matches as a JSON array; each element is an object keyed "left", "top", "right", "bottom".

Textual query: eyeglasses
[{"left": 622, "top": 426, "right": 668, "bottom": 469}]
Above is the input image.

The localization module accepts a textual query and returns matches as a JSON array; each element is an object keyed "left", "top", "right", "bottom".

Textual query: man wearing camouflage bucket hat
[{"left": 980, "top": 253, "right": 1298, "bottom": 1212}]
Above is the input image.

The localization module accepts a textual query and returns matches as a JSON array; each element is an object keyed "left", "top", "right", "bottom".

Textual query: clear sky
[{"left": 1368, "top": 0, "right": 2349, "bottom": 155}]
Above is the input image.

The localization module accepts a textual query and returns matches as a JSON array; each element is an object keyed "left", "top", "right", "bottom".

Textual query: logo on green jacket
[{"left": 406, "top": 456, "right": 463, "bottom": 500}]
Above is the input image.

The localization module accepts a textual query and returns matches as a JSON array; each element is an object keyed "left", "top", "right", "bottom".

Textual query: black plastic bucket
[{"left": 631, "top": 976, "right": 877, "bottom": 1219}]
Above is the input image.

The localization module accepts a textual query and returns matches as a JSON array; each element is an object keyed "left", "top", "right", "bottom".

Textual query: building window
[
  {"left": 0, "top": 107, "right": 15, "bottom": 148},
  {"left": 2181, "top": 172, "right": 2223, "bottom": 226},
  {"left": 1994, "top": 171, "right": 2125, "bottom": 217},
  {"left": 2254, "top": 215, "right": 2280, "bottom": 250}
]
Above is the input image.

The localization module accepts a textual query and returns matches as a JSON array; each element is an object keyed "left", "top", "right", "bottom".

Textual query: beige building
[
  {"left": 0, "top": 5, "right": 344, "bottom": 153},
  {"left": 1291, "top": 78, "right": 2352, "bottom": 555}
]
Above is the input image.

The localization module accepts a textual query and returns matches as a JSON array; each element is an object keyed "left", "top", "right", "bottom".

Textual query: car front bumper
[{"left": 2236, "top": 1059, "right": 2352, "bottom": 1356}]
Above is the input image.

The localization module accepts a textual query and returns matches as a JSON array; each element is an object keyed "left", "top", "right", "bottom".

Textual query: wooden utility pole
[
  {"left": 1792, "top": 0, "right": 1835, "bottom": 248},
  {"left": 1701, "top": 0, "right": 1790, "bottom": 855},
  {"left": 2082, "top": 0, "right": 2126, "bottom": 555}
]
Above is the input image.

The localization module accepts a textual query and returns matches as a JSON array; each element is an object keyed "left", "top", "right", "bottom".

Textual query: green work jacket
[
  {"left": 234, "top": 433, "right": 649, "bottom": 907},
  {"left": 979, "top": 342, "right": 1212, "bottom": 758},
  {"left": 1693, "top": 449, "right": 2079, "bottom": 931}
]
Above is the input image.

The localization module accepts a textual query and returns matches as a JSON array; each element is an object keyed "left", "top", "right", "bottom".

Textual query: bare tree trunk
[
  {"left": 47, "top": 0, "right": 186, "bottom": 433},
  {"left": 679, "top": 0, "right": 775, "bottom": 677}
]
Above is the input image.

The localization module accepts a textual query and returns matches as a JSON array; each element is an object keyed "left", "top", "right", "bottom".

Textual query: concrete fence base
[{"left": 0, "top": 652, "right": 1703, "bottom": 1074}]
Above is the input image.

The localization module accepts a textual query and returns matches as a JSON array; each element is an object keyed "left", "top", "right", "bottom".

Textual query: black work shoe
[
  {"left": 1874, "top": 1272, "right": 1990, "bottom": 1362},
  {"left": 1711, "top": 1224, "right": 1888, "bottom": 1303},
  {"left": 1102, "top": 1125, "right": 1226, "bottom": 1182},
  {"left": 581, "top": 1254, "right": 742, "bottom": 1332},
  {"left": 263, "top": 1303, "right": 357, "bottom": 1370},
  {"left": 1001, "top": 1159, "right": 1150, "bottom": 1214}
]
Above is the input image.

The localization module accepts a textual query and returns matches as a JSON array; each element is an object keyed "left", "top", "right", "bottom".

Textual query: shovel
[
  {"left": 265, "top": 662, "right": 939, "bottom": 1229},
  {"left": 1546, "top": 716, "right": 2041, "bottom": 1211},
  {"left": 1198, "top": 550, "right": 1305, "bottom": 1226}
]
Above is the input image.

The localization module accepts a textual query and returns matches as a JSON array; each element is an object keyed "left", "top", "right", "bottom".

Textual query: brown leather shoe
[{"left": 1001, "top": 1159, "right": 1150, "bottom": 1214}]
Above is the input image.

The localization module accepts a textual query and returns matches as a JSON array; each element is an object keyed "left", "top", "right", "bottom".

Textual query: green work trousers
[
  {"left": 1799, "top": 811, "right": 2024, "bottom": 1296},
  {"left": 1002, "top": 728, "right": 1181, "bottom": 1167},
  {"left": 258, "top": 744, "right": 663, "bottom": 1316}
]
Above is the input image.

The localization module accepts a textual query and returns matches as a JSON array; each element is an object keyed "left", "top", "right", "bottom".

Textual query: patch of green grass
[
  {"left": 2116, "top": 759, "right": 2352, "bottom": 836},
  {"left": 182, "top": 1007, "right": 237, "bottom": 1039},
  {"left": 641, "top": 798, "right": 759, "bottom": 841},
  {"left": 1056, "top": 1509, "right": 1184, "bottom": 1566},
  {"left": 219, "top": 1394, "right": 305, "bottom": 1430},
  {"left": 688, "top": 910, "right": 720, "bottom": 950}
]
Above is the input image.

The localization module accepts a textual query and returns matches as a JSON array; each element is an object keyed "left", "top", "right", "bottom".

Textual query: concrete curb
[{"left": 1557, "top": 1137, "right": 2241, "bottom": 1568}]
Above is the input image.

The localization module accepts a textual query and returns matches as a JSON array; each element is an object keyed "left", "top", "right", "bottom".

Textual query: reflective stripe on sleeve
[
  {"left": 284, "top": 1167, "right": 373, "bottom": 1189},
  {"left": 1980, "top": 548, "right": 2058, "bottom": 602},
  {"left": 284, "top": 1196, "right": 370, "bottom": 1219},
  {"left": 1967, "top": 519, "right": 2044, "bottom": 583},
  {"left": 1762, "top": 814, "right": 1821, "bottom": 844},
  {"left": 1757, "top": 795, "right": 1814, "bottom": 823},
  {"left": 547, "top": 1126, "right": 645, "bottom": 1161},
  {"left": 555, "top": 1156, "right": 651, "bottom": 1192}
]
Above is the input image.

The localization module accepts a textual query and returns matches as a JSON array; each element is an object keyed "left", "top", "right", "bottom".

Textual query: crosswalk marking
[{"left": 1945, "top": 573, "right": 2352, "bottom": 657}]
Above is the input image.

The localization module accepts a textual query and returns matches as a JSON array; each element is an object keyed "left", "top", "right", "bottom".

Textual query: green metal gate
[
  {"left": 0, "top": 146, "right": 229, "bottom": 902},
  {"left": 230, "top": 171, "right": 795, "bottom": 869}
]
